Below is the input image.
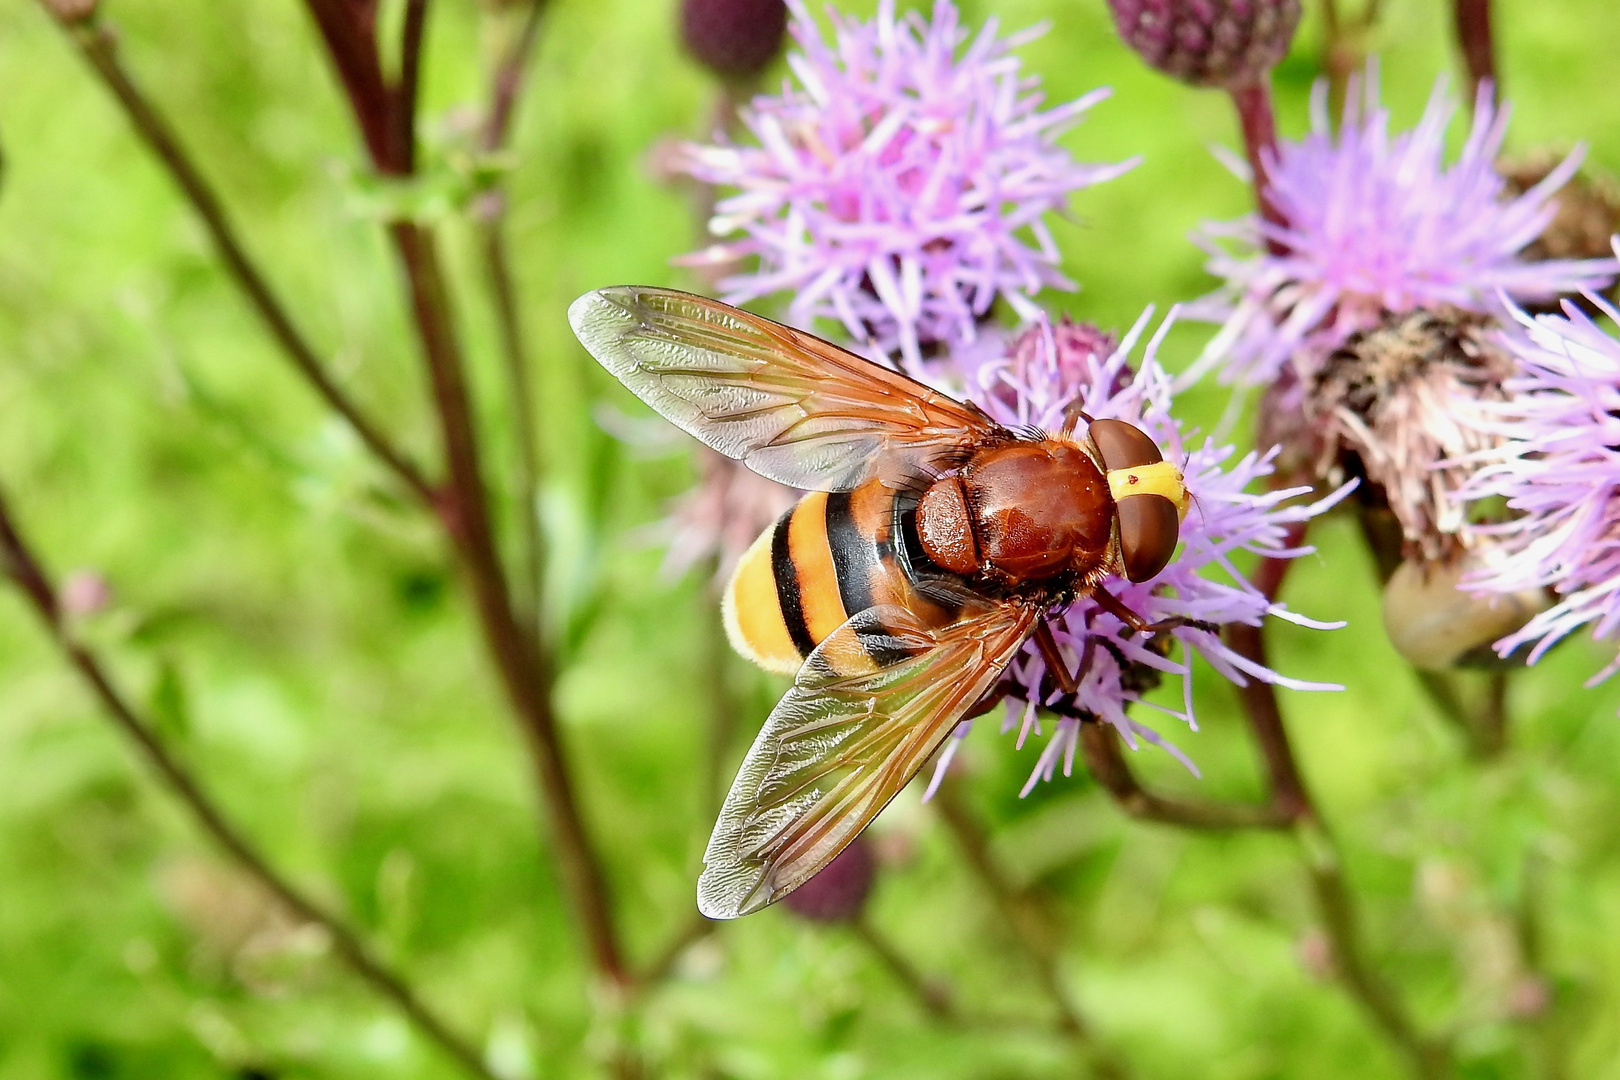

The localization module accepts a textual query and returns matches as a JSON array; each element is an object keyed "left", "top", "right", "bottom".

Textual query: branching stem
[
  {"left": 1076, "top": 719, "right": 1291, "bottom": 830},
  {"left": 0, "top": 487, "right": 496, "bottom": 1080},
  {"left": 307, "top": 0, "right": 630, "bottom": 988}
]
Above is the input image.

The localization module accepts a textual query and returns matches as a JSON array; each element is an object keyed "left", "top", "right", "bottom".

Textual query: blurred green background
[{"left": 3, "top": 0, "right": 1620, "bottom": 1077}]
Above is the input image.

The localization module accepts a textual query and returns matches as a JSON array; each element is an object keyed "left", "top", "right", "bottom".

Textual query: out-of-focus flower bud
[
  {"left": 1382, "top": 555, "right": 1547, "bottom": 671},
  {"left": 782, "top": 834, "right": 875, "bottom": 923},
  {"left": 680, "top": 0, "right": 788, "bottom": 83},
  {"left": 61, "top": 570, "right": 113, "bottom": 616},
  {"left": 42, "top": 0, "right": 98, "bottom": 22},
  {"left": 1106, "top": 0, "right": 1301, "bottom": 89}
]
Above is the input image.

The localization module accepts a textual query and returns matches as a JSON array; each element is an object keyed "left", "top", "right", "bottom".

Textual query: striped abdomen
[{"left": 723, "top": 480, "right": 955, "bottom": 675}]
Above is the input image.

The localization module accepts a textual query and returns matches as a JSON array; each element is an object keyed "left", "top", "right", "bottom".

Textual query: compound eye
[
  {"left": 1118, "top": 493, "right": 1179, "bottom": 583},
  {"left": 1088, "top": 417, "right": 1164, "bottom": 471}
]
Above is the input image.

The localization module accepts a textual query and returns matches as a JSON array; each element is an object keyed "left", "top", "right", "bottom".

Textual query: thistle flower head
[
  {"left": 673, "top": 0, "right": 1135, "bottom": 369},
  {"left": 1458, "top": 295, "right": 1620, "bottom": 676},
  {"left": 1107, "top": 0, "right": 1302, "bottom": 90},
  {"left": 926, "top": 308, "right": 1351, "bottom": 796},
  {"left": 1195, "top": 68, "right": 1619, "bottom": 386}
]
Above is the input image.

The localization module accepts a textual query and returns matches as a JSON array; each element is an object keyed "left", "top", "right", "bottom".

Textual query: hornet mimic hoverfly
[{"left": 570, "top": 286, "right": 1191, "bottom": 919}]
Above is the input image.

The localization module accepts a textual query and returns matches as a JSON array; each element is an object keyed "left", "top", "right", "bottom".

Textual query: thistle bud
[
  {"left": 1382, "top": 555, "right": 1547, "bottom": 671},
  {"left": 1106, "top": 0, "right": 1301, "bottom": 89},
  {"left": 680, "top": 0, "right": 788, "bottom": 83},
  {"left": 986, "top": 317, "right": 1121, "bottom": 420},
  {"left": 782, "top": 835, "right": 875, "bottom": 923}
]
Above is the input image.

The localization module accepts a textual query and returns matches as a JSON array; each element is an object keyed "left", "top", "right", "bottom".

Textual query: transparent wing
[
  {"left": 698, "top": 601, "right": 1040, "bottom": 919},
  {"left": 569, "top": 286, "right": 999, "bottom": 491}
]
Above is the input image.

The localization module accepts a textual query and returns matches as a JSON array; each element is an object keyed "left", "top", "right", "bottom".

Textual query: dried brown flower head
[{"left": 1307, "top": 307, "right": 1515, "bottom": 563}]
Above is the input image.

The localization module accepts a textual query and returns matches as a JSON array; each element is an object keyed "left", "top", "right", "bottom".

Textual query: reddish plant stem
[
  {"left": 305, "top": 1, "right": 630, "bottom": 988},
  {"left": 395, "top": 0, "right": 428, "bottom": 174},
  {"left": 1077, "top": 720, "right": 1291, "bottom": 830},
  {"left": 40, "top": 8, "right": 434, "bottom": 506},
  {"left": 482, "top": 0, "right": 549, "bottom": 152},
  {"left": 0, "top": 488, "right": 497, "bottom": 1080},
  {"left": 1229, "top": 79, "right": 1287, "bottom": 246},
  {"left": 390, "top": 219, "right": 628, "bottom": 987},
  {"left": 303, "top": 0, "right": 397, "bottom": 170},
  {"left": 1453, "top": 0, "right": 1497, "bottom": 107}
]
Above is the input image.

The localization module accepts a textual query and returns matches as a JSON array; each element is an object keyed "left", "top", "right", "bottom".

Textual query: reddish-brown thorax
[{"left": 917, "top": 439, "right": 1114, "bottom": 586}]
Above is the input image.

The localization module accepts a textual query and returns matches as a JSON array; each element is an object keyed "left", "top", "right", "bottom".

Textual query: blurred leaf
[{"left": 146, "top": 656, "right": 190, "bottom": 744}]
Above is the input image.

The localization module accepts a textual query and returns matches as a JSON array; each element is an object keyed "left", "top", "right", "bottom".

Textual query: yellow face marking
[{"left": 1107, "top": 460, "right": 1190, "bottom": 520}]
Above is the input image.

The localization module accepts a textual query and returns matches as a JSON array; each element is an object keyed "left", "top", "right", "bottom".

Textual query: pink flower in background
[
  {"left": 674, "top": 0, "right": 1134, "bottom": 370},
  {"left": 1194, "top": 68, "right": 1618, "bottom": 386}
]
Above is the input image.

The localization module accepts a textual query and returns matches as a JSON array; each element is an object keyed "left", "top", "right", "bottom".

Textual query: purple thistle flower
[
  {"left": 1459, "top": 294, "right": 1620, "bottom": 678},
  {"left": 1192, "top": 67, "right": 1619, "bottom": 387},
  {"left": 925, "top": 309, "right": 1352, "bottom": 796},
  {"left": 672, "top": 0, "right": 1135, "bottom": 370}
]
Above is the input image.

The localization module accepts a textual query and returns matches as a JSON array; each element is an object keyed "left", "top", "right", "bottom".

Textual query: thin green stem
[
  {"left": 0, "top": 487, "right": 496, "bottom": 1080},
  {"left": 851, "top": 914, "right": 957, "bottom": 1022},
  {"left": 476, "top": 0, "right": 550, "bottom": 637}
]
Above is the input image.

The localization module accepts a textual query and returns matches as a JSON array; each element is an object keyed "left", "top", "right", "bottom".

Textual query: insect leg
[
  {"left": 1033, "top": 620, "right": 1078, "bottom": 696},
  {"left": 1060, "top": 400, "right": 1095, "bottom": 438},
  {"left": 1089, "top": 588, "right": 1217, "bottom": 637}
]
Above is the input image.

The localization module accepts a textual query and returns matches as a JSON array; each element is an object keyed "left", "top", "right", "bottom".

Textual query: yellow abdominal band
[{"left": 1106, "top": 460, "right": 1190, "bottom": 520}]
